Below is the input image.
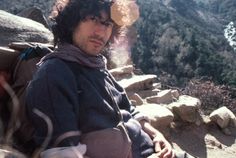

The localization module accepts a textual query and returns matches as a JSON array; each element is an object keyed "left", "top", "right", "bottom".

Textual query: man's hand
[
  {"left": 139, "top": 120, "right": 175, "bottom": 158},
  {"left": 151, "top": 134, "right": 175, "bottom": 158}
]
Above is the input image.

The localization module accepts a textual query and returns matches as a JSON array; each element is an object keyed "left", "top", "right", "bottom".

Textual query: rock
[
  {"left": 202, "top": 115, "right": 211, "bottom": 124},
  {"left": 168, "top": 95, "right": 201, "bottom": 123},
  {"left": 146, "top": 89, "right": 173, "bottom": 104},
  {"left": 17, "top": 7, "right": 50, "bottom": 29},
  {"left": 118, "top": 74, "right": 157, "bottom": 92},
  {"left": 136, "top": 104, "right": 174, "bottom": 129},
  {"left": 130, "top": 100, "right": 137, "bottom": 106},
  {"left": 0, "top": 10, "right": 53, "bottom": 46},
  {"left": 205, "top": 134, "right": 223, "bottom": 149},
  {"left": 135, "top": 88, "right": 160, "bottom": 99},
  {"left": 128, "top": 93, "right": 143, "bottom": 106},
  {"left": 152, "top": 82, "right": 162, "bottom": 89},
  {"left": 209, "top": 106, "right": 236, "bottom": 129},
  {"left": 171, "top": 89, "right": 180, "bottom": 99},
  {"left": 109, "top": 65, "right": 133, "bottom": 80}
]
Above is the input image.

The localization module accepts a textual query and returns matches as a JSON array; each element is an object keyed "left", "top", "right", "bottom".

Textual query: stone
[
  {"left": 209, "top": 106, "right": 236, "bottom": 129},
  {"left": 130, "top": 100, "right": 137, "bottom": 106},
  {"left": 135, "top": 88, "right": 160, "bottom": 99},
  {"left": 171, "top": 89, "right": 180, "bottom": 99},
  {"left": 128, "top": 93, "right": 143, "bottom": 106},
  {"left": 136, "top": 104, "right": 174, "bottom": 129},
  {"left": 109, "top": 65, "right": 133, "bottom": 80},
  {"left": 152, "top": 82, "right": 162, "bottom": 89},
  {"left": 169, "top": 95, "right": 201, "bottom": 123},
  {"left": 118, "top": 74, "right": 157, "bottom": 92},
  {"left": 0, "top": 10, "right": 53, "bottom": 46},
  {"left": 146, "top": 89, "right": 173, "bottom": 104},
  {"left": 205, "top": 134, "right": 223, "bottom": 149}
]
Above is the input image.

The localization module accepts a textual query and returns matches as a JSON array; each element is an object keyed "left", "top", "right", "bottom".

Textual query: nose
[{"left": 94, "top": 23, "right": 108, "bottom": 37}]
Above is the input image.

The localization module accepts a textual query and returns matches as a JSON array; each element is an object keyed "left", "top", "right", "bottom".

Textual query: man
[{"left": 26, "top": 0, "right": 192, "bottom": 158}]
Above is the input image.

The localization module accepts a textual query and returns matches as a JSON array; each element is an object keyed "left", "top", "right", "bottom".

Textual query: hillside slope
[{"left": 132, "top": 0, "right": 236, "bottom": 87}]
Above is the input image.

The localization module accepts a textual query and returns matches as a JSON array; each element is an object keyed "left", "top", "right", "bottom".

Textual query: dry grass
[{"left": 182, "top": 79, "right": 236, "bottom": 115}]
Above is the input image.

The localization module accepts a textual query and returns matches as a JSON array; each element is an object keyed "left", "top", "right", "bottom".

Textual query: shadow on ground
[{"left": 168, "top": 123, "right": 236, "bottom": 158}]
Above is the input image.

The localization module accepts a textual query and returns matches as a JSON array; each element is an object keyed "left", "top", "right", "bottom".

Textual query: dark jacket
[{"left": 26, "top": 58, "right": 154, "bottom": 157}]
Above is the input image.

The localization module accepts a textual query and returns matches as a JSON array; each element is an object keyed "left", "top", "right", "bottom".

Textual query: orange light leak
[
  {"left": 111, "top": 0, "right": 139, "bottom": 26},
  {"left": 50, "top": 0, "right": 70, "bottom": 18}
]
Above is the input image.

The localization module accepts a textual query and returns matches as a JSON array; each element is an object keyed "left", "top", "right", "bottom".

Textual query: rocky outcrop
[
  {"left": 111, "top": 64, "right": 236, "bottom": 136},
  {"left": 0, "top": 10, "right": 53, "bottom": 46}
]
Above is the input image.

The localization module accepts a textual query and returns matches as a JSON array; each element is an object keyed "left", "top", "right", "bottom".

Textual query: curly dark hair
[{"left": 50, "top": 0, "right": 122, "bottom": 47}]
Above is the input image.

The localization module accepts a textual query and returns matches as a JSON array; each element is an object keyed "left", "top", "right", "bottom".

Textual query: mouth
[{"left": 89, "top": 39, "right": 104, "bottom": 47}]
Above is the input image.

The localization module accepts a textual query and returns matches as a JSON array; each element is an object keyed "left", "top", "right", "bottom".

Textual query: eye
[
  {"left": 101, "top": 21, "right": 114, "bottom": 28},
  {"left": 90, "top": 16, "right": 98, "bottom": 21},
  {"left": 88, "top": 15, "right": 114, "bottom": 28}
]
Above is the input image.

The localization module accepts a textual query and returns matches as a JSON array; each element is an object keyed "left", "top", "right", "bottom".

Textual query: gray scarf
[{"left": 38, "top": 43, "right": 107, "bottom": 69}]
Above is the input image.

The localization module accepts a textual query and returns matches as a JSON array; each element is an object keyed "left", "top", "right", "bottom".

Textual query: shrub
[{"left": 182, "top": 79, "right": 236, "bottom": 115}]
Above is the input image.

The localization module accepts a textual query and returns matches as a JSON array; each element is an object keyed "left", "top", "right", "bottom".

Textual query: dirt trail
[{"left": 168, "top": 123, "right": 236, "bottom": 158}]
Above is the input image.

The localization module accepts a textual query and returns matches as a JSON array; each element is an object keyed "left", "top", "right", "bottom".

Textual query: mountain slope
[{"left": 131, "top": 0, "right": 236, "bottom": 87}]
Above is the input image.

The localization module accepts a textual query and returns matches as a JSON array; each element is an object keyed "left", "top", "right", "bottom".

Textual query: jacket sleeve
[
  {"left": 107, "top": 71, "right": 150, "bottom": 122},
  {"left": 26, "top": 59, "right": 80, "bottom": 148},
  {"left": 120, "top": 91, "right": 150, "bottom": 123}
]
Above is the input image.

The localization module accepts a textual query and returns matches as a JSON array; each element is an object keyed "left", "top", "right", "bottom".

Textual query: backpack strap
[{"left": 0, "top": 42, "right": 53, "bottom": 155}]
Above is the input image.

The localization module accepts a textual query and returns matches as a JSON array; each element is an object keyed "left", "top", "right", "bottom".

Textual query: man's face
[{"left": 72, "top": 11, "right": 114, "bottom": 56}]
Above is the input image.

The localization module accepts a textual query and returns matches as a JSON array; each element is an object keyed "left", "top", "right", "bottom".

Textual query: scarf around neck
[{"left": 38, "top": 43, "right": 107, "bottom": 69}]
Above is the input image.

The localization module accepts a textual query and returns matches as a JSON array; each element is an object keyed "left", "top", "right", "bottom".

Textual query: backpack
[{"left": 0, "top": 42, "right": 53, "bottom": 154}]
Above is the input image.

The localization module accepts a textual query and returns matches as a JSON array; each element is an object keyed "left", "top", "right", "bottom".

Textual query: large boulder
[
  {"left": 168, "top": 95, "right": 201, "bottom": 123},
  {"left": 0, "top": 10, "right": 53, "bottom": 46},
  {"left": 136, "top": 104, "right": 174, "bottom": 129},
  {"left": 210, "top": 106, "right": 236, "bottom": 129},
  {"left": 118, "top": 74, "right": 157, "bottom": 92}
]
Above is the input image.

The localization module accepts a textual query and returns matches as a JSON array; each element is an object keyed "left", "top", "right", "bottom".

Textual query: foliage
[
  {"left": 182, "top": 79, "right": 236, "bottom": 115},
  {"left": 131, "top": 0, "right": 236, "bottom": 87},
  {"left": 208, "top": 0, "right": 236, "bottom": 23}
]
